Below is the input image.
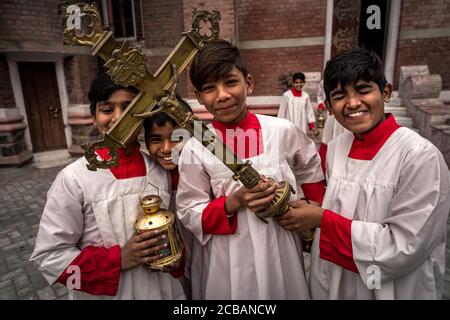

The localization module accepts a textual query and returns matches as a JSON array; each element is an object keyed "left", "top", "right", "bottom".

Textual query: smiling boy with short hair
[{"left": 175, "top": 39, "right": 325, "bottom": 299}]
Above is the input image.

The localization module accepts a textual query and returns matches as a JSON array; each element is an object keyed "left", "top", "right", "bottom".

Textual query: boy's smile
[
  {"left": 328, "top": 80, "right": 392, "bottom": 139},
  {"left": 195, "top": 66, "right": 254, "bottom": 124},
  {"left": 293, "top": 79, "right": 305, "bottom": 91},
  {"left": 146, "top": 121, "right": 180, "bottom": 170}
]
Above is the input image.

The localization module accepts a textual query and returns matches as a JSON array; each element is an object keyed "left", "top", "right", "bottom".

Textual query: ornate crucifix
[
  {"left": 59, "top": 2, "right": 220, "bottom": 170},
  {"left": 59, "top": 2, "right": 294, "bottom": 222}
]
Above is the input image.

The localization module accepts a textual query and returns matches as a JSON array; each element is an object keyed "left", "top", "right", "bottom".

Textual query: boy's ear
[
  {"left": 325, "top": 100, "right": 334, "bottom": 116},
  {"left": 383, "top": 83, "right": 393, "bottom": 103},
  {"left": 246, "top": 74, "right": 254, "bottom": 95},
  {"left": 194, "top": 90, "right": 204, "bottom": 105},
  {"left": 91, "top": 113, "right": 97, "bottom": 127}
]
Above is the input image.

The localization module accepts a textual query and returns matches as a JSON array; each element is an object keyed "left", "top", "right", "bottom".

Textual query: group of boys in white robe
[{"left": 31, "top": 109, "right": 450, "bottom": 300}]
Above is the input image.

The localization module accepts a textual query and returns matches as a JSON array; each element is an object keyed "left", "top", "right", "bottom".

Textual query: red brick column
[
  {"left": 64, "top": 55, "right": 99, "bottom": 156},
  {"left": 0, "top": 55, "right": 32, "bottom": 165}
]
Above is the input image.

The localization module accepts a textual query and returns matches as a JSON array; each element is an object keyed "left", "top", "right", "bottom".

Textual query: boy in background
[{"left": 278, "top": 72, "right": 319, "bottom": 137}]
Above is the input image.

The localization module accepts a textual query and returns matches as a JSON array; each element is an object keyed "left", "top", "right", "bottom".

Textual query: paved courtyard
[
  {"left": 0, "top": 161, "right": 449, "bottom": 300},
  {"left": 0, "top": 163, "right": 68, "bottom": 299}
]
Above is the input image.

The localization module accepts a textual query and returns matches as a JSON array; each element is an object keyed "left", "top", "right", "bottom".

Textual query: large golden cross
[
  {"left": 59, "top": 2, "right": 220, "bottom": 170},
  {"left": 59, "top": 2, "right": 295, "bottom": 223}
]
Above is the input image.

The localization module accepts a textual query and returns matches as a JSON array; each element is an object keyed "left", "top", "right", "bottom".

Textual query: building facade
[{"left": 1, "top": 0, "right": 449, "bottom": 164}]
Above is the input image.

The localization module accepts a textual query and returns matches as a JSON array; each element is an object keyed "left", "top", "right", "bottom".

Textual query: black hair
[
  {"left": 292, "top": 72, "right": 305, "bottom": 82},
  {"left": 323, "top": 47, "right": 387, "bottom": 102},
  {"left": 88, "top": 72, "right": 139, "bottom": 116},
  {"left": 189, "top": 38, "right": 248, "bottom": 91},
  {"left": 143, "top": 96, "right": 193, "bottom": 135}
]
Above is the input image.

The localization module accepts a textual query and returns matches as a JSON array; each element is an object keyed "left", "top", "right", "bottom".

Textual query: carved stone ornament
[{"left": 333, "top": 28, "right": 354, "bottom": 52}]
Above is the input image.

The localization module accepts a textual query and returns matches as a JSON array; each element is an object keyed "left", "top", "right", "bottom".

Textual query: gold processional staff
[{"left": 59, "top": 4, "right": 313, "bottom": 246}]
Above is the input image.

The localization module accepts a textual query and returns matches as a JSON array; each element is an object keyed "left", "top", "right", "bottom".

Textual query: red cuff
[
  {"left": 319, "top": 210, "right": 358, "bottom": 273},
  {"left": 301, "top": 180, "right": 325, "bottom": 205},
  {"left": 319, "top": 143, "right": 327, "bottom": 177},
  {"left": 308, "top": 122, "right": 316, "bottom": 130},
  {"left": 202, "top": 196, "right": 238, "bottom": 235},
  {"left": 170, "top": 248, "right": 186, "bottom": 278},
  {"left": 56, "top": 245, "right": 121, "bottom": 296}
]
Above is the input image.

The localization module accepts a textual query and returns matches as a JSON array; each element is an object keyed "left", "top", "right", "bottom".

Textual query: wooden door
[{"left": 18, "top": 62, "right": 67, "bottom": 152}]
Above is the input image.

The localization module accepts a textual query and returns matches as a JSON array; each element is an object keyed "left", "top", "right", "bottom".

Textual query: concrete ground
[{"left": 0, "top": 161, "right": 449, "bottom": 300}]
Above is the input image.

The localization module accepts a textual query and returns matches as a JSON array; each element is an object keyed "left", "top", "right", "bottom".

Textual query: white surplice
[
  {"left": 176, "top": 114, "right": 324, "bottom": 299},
  {"left": 278, "top": 90, "right": 316, "bottom": 134},
  {"left": 316, "top": 81, "right": 347, "bottom": 145},
  {"left": 310, "top": 127, "right": 450, "bottom": 299},
  {"left": 321, "top": 114, "right": 348, "bottom": 145},
  {"left": 30, "top": 154, "right": 186, "bottom": 300}
]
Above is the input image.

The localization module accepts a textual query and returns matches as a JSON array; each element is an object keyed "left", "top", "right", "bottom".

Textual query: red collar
[
  {"left": 291, "top": 88, "right": 303, "bottom": 97},
  {"left": 212, "top": 111, "right": 264, "bottom": 158},
  {"left": 170, "top": 169, "right": 179, "bottom": 191},
  {"left": 96, "top": 144, "right": 146, "bottom": 179},
  {"left": 212, "top": 110, "right": 257, "bottom": 131},
  {"left": 348, "top": 114, "right": 400, "bottom": 160}
]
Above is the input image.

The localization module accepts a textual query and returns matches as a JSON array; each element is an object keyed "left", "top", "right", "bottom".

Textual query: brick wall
[
  {"left": 237, "top": 0, "right": 326, "bottom": 40},
  {"left": 237, "top": 0, "right": 326, "bottom": 96},
  {"left": 400, "top": 0, "right": 450, "bottom": 30},
  {"left": 395, "top": 0, "right": 450, "bottom": 89},
  {"left": 0, "top": 0, "right": 62, "bottom": 44},
  {"left": 242, "top": 46, "right": 324, "bottom": 96},
  {"left": 0, "top": 55, "right": 15, "bottom": 109},
  {"left": 143, "top": 0, "right": 184, "bottom": 49},
  {"left": 63, "top": 55, "right": 98, "bottom": 105},
  {"left": 178, "top": 0, "right": 327, "bottom": 97}
]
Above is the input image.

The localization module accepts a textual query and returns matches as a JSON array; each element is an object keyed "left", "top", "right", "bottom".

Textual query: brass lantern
[
  {"left": 135, "top": 195, "right": 183, "bottom": 271},
  {"left": 317, "top": 108, "right": 325, "bottom": 129}
]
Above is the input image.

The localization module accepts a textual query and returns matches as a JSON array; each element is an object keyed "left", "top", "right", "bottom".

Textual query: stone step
[
  {"left": 395, "top": 116, "right": 413, "bottom": 128},
  {"left": 388, "top": 97, "right": 402, "bottom": 107},
  {"left": 32, "top": 149, "right": 75, "bottom": 169},
  {"left": 434, "top": 124, "right": 450, "bottom": 131},
  {"left": 385, "top": 106, "right": 408, "bottom": 117},
  {"left": 384, "top": 99, "right": 415, "bottom": 129}
]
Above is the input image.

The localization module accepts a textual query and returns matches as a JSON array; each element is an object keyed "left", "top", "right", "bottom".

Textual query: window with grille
[{"left": 101, "top": 0, "right": 138, "bottom": 40}]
